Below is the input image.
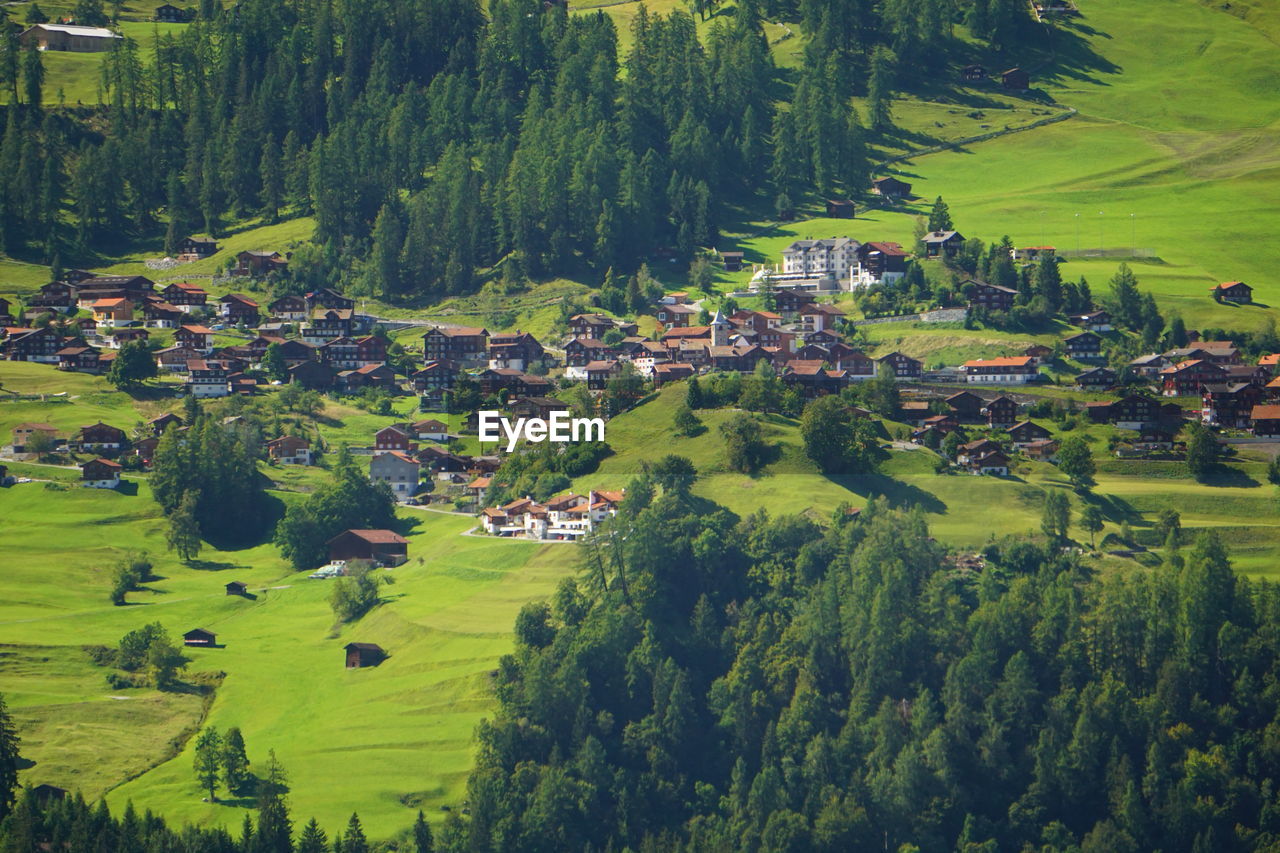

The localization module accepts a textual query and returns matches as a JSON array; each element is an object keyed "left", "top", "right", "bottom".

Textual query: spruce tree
[
  {"left": 0, "top": 693, "right": 20, "bottom": 821},
  {"left": 166, "top": 490, "right": 202, "bottom": 562}
]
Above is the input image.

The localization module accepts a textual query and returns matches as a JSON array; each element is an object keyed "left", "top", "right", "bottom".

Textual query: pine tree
[
  {"left": 221, "top": 726, "right": 251, "bottom": 795},
  {"left": 166, "top": 490, "right": 202, "bottom": 562},
  {"left": 21, "top": 40, "right": 43, "bottom": 109},
  {"left": 928, "top": 196, "right": 952, "bottom": 231},
  {"left": 296, "top": 819, "right": 328, "bottom": 853},
  {"left": 259, "top": 135, "right": 283, "bottom": 224},
  {"left": 867, "top": 47, "right": 895, "bottom": 131},
  {"left": 340, "top": 813, "right": 368, "bottom": 853},
  {"left": 0, "top": 693, "right": 19, "bottom": 821},
  {"left": 413, "top": 810, "right": 434, "bottom": 853}
]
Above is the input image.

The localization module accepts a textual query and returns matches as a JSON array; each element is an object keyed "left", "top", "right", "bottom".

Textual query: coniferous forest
[{"left": 0, "top": 0, "right": 1033, "bottom": 299}]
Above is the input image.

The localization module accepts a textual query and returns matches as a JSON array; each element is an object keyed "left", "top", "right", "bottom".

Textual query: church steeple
[{"left": 710, "top": 307, "right": 730, "bottom": 347}]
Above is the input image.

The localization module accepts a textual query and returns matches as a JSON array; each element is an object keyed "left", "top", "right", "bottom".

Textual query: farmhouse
[
  {"left": 56, "top": 345, "right": 104, "bottom": 373},
  {"left": 81, "top": 458, "right": 122, "bottom": 489},
  {"left": 327, "top": 529, "right": 409, "bottom": 566},
  {"left": 1160, "top": 359, "right": 1227, "bottom": 396},
  {"left": 20, "top": 23, "right": 122, "bottom": 51},
  {"left": 345, "top": 643, "right": 385, "bottom": 669},
  {"left": 488, "top": 331, "right": 545, "bottom": 370},
  {"left": 1212, "top": 281, "right": 1252, "bottom": 304},
  {"left": 945, "top": 390, "right": 985, "bottom": 421},
  {"left": 1074, "top": 367, "right": 1116, "bottom": 390},
  {"left": 3, "top": 326, "right": 63, "bottom": 362},
  {"left": 373, "top": 425, "right": 413, "bottom": 455},
  {"left": 656, "top": 302, "right": 699, "bottom": 328},
  {"left": 1201, "top": 383, "right": 1264, "bottom": 429},
  {"left": 269, "top": 294, "right": 308, "bottom": 321},
  {"left": 966, "top": 449, "right": 1010, "bottom": 476},
  {"left": 186, "top": 360, "right": 231, "bottom": 397},
  {"left": 289, "top": 360, "right": 336, "bottom": 389},
  {"left": 410, "top": 419, "right": 449, "bottom": 442},
  {"left": 183, "top": 629, "right": 217, "bottom": 647},
  {"left": 176, "top": 324, "right": 215, "bottom": 353},
  {"left": 1073, "top": 310, "right": 1113, "bottom": 332}
]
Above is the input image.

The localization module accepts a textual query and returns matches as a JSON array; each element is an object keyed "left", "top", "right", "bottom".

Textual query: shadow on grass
[
  {"left": 1199, "top": 466, "right": 1261, "bottom": 488},
  {"left": 829, "top": 473, "right": 948, "bottom": 513}
]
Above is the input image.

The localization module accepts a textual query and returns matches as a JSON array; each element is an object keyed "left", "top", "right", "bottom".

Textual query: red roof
[
  {"left": 336, "top": 529, "right": 408, "bottom": 544},
  {"left": 1251, "top": 405, "right": 1280, "bottom": 420},
  {"left": 180, "top": 324, "right": 215, "bottom": 335},
  {"left": 963, "top": 356, "right": 1035, "bottom": 368}
]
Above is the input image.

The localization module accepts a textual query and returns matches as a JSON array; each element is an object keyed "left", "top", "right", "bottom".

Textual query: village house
[
  {"left": 655, "top": 303, "right": 699, "bottom": 329},
  {"left": 1250, "top": 404, "right": 1280, "bottom": 438},
  {"left": 155, "top": 3, "right": 192, "bottom": 22},
  {"left": 945, "top": 390, "right": 985, "bottom": 422},
  {"left": 966, "top": 279, "right": 1017, "bottom": 313},
  {"left": 1201, "top": 383, "right": 1264, "bottom": 429},
  {"left": 55, "top": 345, "right": 104, "bottom": 373},
  {"left": 1024, "top": 439, "right": 1060, "bottom": 462},
  {"left": 410, "top": 419, "right": 449, "bottom": 442},
  {"left": 853, "top": 242, "right": 909, "bottom": 286},
  {"left": 961, "top": 356, "right": 1040, "bottom": 384},
  {"left": 1075, "top": 367, "right": 1117, "bottom": 390},
  {"left": 564, "top": 337, "right": 616, "bottom": 369},
  {"left": 966, "top": 449, "right": 1010, "bottom": 476},
  {"left": 1211, "top": 281, "right": 1252, "bottom": 304},
  {"left": 1072, "top": 310, "right": 1112, "bottom": 332},
  {"left": 105, "top": 327, "right": 150, "bottom": 350},
  {"left": 73, "top": 422, "right": 127, "bottom": 454},
  {"left": 373, "top": 425, "right": 414, "bottom": 455},
  {"left": 81, "top": 458, "right": 122, "bottom": 489},
  {"left": 268, "top": 294, "right": 308, "bottom": 322},
  {"left": 20, "top": 23, "right": 122, "bottom": 51},
  {"left": 186, "top": 359, "right": 231, "bottom": 397},
  {"left": 289, "top": 360, "right": 336, "bottom": 390},
  {"left": 3, "top": 326, "right": 63, "bottom": 362},
  {"left": 798, "top": 302, "right": 847, "bottom": 333},
  {"left": 369, "top": 450, "right": 421, "bottom": 498},
  {"left": 1128, "top": 353, "right": 1168, "bottom": 378},
  {"left": 328, "top": 529, "right": 409, "bottom": 566},
  {"left": 487, "top": 331, "right": 545, "bottom": 371},
  {"left": 75, "top": 276, "right": 154, "bottom": 308},
  {"left": 219, "top": 294, "right": 261, "bottom": 326},
  {"left": 265, "top": 435, "right": 314, "bottom": 465},
  {"left": 176, "top": 236, "right": 217, "bottom": 261},
  {"left": 11, "top": 423, "right": 59, "bottom": 454},
  {"left": 1160, "top": 359, "right": 1227, "bottom": 396},
  {"left": 423, "top": 326, "right": 489, "bottom": 365},
  {"left": 1008, "top": 421, "right": 1052, "bottom": 448},
  {"left": 305, "top": 287, "right": 356, "bottom": 312},
  {"left": 29, "top": 281, "right": 77, "bottom": 313},
  {"left": 781, "top": 361, "right": 851, "bottom": 398},
  {"left": 344, "top": 643, "right": 385, "bottom": 668},
  {"left": 234, "top": 250, "right": 289, "bottom": 277},
  {"left": 175, "top": 324, "right": 215, "bottom": 354},
  {"left": 317, "top": 336, "right": 360, "bottom": 370},
  {"left": 1024, "top": 344, "right": 1053, "bottom": 364},
  {"left": 411, "top": 360, "right": 454, "bottom": 395},
  {"left": 1064, "top": 331, "right": 1103, "bottom": 359},
  {"left": 156, "top": 282, "right": 206, "bottom": 311},
  {"left": 921, "top": 230, "right": 965, "bottom": 258},
  {"left": 983, "top": 395, "right": 1019, "bottom": 426},
  {"left": 876, "top": 351, "right": 924, "bottom": 379},
  {"left": 584, "top": 360, "right": 621, "bottom": 391},
  {"left": 1087, "top": 394, "right": 1161, "bottom": 430},
  {"left": 143, "top": 300, "right": 185, "bottom": 328},
  {"left": 92, "top": 297, "right": 134, "bottom": 327},
  {"left": 303, "top": 307, "right": 356, "bottom": 343},
  {"left": 774, "top": 289, "right": 817, "bottom": 319},
  {"left": 336, "top": 363, "right": 397, "bottom": 393}
]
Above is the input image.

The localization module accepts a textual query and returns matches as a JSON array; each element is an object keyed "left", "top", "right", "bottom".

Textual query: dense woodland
[
  {"left": 436, "top": 476, "right": 1280, "bottom": 852},
  {"left": 0, "top": 0, "right": 1033, "bottom": 300}
]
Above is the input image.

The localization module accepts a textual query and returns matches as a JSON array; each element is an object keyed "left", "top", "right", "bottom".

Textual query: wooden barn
[
  {"left": 225, "top": 581, "right": 248, "bottom": 596},
  {"left": 345, "top": 642, "right": 385, "bottom": 669},
  {"left": 825, "top": 199, "right": 856, "bottom": 219},
  {"left": 183, "top": 628, "right": 217, "bottom": 647},
  {"left": 327, "top": 529, "right": 409, "bottom": 567}
]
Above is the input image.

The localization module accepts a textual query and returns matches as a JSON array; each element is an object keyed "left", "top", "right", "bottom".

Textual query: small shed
[
  {"left": 825, "top": 199, "right": 856, "bottom": 219},
  {"left": 961, "top": 63, "right": 987, "bottom": 82},
  {"left": 721, "top": 251, "right": 744, "bottom": 272},
  {"left": 32, "top": 784, "right": 68, "bottom": 803},
  {"left": 183, "top": 628, "right": 217, "bottom": 647},
  {"left": 1002, "top": 68, "right": 1030, "bottom": 91},
  {"left": 345, "top": 642, "right": 385, "bottom": 669},
  {"left": 225, "top": 581, "right": 248, "bottom": 596}
]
